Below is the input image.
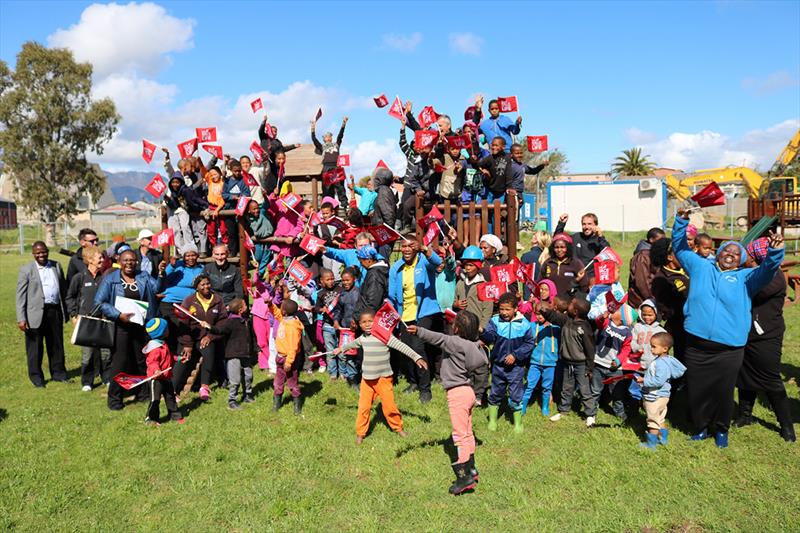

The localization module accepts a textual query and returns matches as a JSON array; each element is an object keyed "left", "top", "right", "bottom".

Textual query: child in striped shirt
[{"left": 334, "top": 309, "right": 427, "bottom": 444}]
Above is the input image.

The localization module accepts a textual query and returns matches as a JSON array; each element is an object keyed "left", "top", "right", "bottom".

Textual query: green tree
[
  {"left": 612, "top": 147, "right": 656, "bottom": 176},
  {"left": 0, "top": 42, "right": 119, "bottom": 243}
]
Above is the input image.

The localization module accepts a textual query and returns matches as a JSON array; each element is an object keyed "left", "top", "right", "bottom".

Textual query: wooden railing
[
  {"left": 748, "top": 193, "right": 800, "bottom": 233},
  {"left": 415, "top": 194, "right": 519, "bottom": 253}
]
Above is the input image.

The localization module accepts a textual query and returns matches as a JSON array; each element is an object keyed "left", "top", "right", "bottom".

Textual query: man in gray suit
[{"left": 16, "top": 241, "right": 68, "bottom": 387}]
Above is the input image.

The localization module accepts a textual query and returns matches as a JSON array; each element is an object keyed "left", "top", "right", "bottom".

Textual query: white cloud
[
  {"left": 344, "top": 139, "right": 407, "bottom": 180},
  {"left": 634, "top": 119, "right": 800, "bottom": 171},
  {"left": 48, "top": 2, "right": 195, "bottom": 77},
  {"left": 625, "top": 127, "right": 657, "bottom": 144},
  {"left": 448, "top": 32, "right": 483, "bottom": 55},
  {"left": 382, "top": 32, "right": 423, "bottom": 52},
  {"left": 742, "top": 70, "right": 799, "bottom": 95}
]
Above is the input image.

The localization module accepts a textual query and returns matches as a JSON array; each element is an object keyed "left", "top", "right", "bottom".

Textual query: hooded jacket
[
  {"left": 353, "top": 261, "right": 389, "bottom": 318},
  {"left": 371, "top": 170, "right": 397, "bottom": 227},
  {"left": 673, "top": 216, "right": 784, "bottom": 347},
  {"left": 630, "top": 298, "right": 666, "bottom": 368},
  {"left": 389, "top": 252, "right": 443, "bottom": 320},
  {"left": 530, "top": 320, "right": 560, "bottom": 367},
  {"left": 454, "top": 272, "right": 493, "bottom": 329},
  {"left": 641, "top": 355, "right": 686, "bottom": 401},
  {"left": 542, "top": 308, "right": 595, "bottom": 369},
  {"left": 165, "top": 178, "right": 209, "bottom": 215},
  {"left": 480, "top": 312, "right": 535, "bottom": 367}
]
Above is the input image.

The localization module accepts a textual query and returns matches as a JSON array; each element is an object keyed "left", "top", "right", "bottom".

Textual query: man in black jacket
[
  {"left": 66, "top": 228, "right": 99, "bottom": 285},
  {"left": 353, "top": 245, "right": 389, "bottom": 320},
  {"left": 554, "top": 212, "right": 610, "bottom": 277},
  {"left": 203, "top": 244, "right": 243, "bottom": 306},
  {"left": 371, "top": 168, "right": 399, "bottom": 259},
  {"left": 134, "top": 229, "right": 163, "bottom": 278}
]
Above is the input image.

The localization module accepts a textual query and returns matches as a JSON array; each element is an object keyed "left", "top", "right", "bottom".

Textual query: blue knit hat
[
  {"left": 356, "top": 244, "right": 379, "bottom": 260},
  {"left": 145, "top": 318, "right": 167, "bottom": 340}
]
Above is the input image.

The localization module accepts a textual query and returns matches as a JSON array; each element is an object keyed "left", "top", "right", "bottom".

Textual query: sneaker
[
  {"left": 81, "top": 385, "right": 92, "bottom": 392},
  {"left": 228, "top": 400, "right": 242, "bottom": 410},
  {"left": 199, "top": 385, "right": 210, "bottom": 401},
  {"left": 549, "top": 413, "right": 563, "bottom": 422},
  {"left": 586, "top": 416, "right": 596, "bottom": 427}
]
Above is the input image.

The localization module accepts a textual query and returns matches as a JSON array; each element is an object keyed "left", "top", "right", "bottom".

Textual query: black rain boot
[
  {"left": 734, "top": 390, "right": 755, "bottom": 427},
  {"left": 272, "top": 395, "right": 282, "bottom": 412},
  {"left": 766, "top": 390, "right": 796, "bottom": 442},
  {"left": 448, "top": 462, "right": 476, "bottom": 495},
  {"left": 468, "top": 454, "right": 479, "bottom": 482},
  {"left": 293, "top": 396, "right": 302, "bottom": 416}
]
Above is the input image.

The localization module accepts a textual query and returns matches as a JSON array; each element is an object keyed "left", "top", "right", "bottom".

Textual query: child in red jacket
[{"left": 143, "top": 318, "right": 184, "bottom": 425}]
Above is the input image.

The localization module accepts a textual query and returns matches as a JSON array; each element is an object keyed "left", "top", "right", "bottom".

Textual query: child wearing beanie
[{"left": 143, "top": 318, "right": 183, "bottom": 425}]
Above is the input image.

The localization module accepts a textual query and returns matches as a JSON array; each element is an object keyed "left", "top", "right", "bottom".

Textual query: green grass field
[{"left": 1, "top": 235, "right": 799, "bottom": 532}]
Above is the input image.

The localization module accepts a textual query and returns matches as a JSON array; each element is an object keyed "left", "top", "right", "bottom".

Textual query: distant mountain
[
  {"left": 101, "top": 170, "right": 153, "bottom": 205},
  {"left": 111, "top": 186, "right": 150, "bottom": 204}
]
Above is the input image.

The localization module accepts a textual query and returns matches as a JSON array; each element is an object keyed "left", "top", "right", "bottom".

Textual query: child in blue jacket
[
  {"left": 520, "top": 308, "right": 560, "bottom": 416},
  {"left": 636, "top": 332, "right": 686, "bottom": 449},
  {"left": 480, "top": 292, "right": 535, "bottom": 433}
]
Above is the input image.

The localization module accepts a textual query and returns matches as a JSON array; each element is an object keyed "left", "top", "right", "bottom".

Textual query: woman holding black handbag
[
  {"left": 95, "top": 250, "right": 165, "bottom": 411},
  {"left": 66, "top": 245, "right": 111, "bottom": 391}
]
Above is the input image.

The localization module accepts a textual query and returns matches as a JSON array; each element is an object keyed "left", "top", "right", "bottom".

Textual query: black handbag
[{"left": 70, "top": 304, "right": 116, "bottom": 349}]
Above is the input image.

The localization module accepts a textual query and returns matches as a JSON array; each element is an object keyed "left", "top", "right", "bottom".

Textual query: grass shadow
[
  {"left": 0, "top": 408, "right": 6, "bottom": 423},
  {"left": 252, "top": 377, "right": 275, "bottom": 397},
  {"left": 180, "top": 396, "right": 206, "bottom": 417}
]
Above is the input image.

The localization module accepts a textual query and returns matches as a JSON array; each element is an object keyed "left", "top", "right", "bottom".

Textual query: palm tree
[{"left": 612, "top": 147, "right": 656, "bottom": 176}]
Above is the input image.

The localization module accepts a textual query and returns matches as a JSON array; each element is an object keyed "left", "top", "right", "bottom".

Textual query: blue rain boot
[
  {"left": 541, "top": 392, "right": 551, "bottom": 417},
  {"left": 690, "top": 428, "right": 709, "bottom": 441},
  {"left": 714, "top": 431, "right": 728, "bottom": 448},
  {"left": 639, "top": 433, "right": 658, "bottom": 450},
  {"left": 659, "top": 428, "right": 669, "bottom": 445}
]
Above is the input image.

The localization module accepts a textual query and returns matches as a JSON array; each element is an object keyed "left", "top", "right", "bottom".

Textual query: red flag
[
  {"left": 287, "top": 259, "right": 313, "bottom": 286},
  {"left": 375, "top": 159, "right": 389, "bottom": 170},
  {"left": 113, "top": 372, "right": 148, "bottom": 390},
  {"left": 422, "top": 222, "right": 439, "bottom": 246},
  {"left": 477, "top": 281, "right": 508, "bottom": 302},
  {"left": 387, "top": 96, "right": 404, "bottom": 121},
  {"left": 324, "top": 216, "right": 347, "bottom": 231},
  {"left": 691, "top": 181, "right": 726, "bottom": 208},
  {"left": 144, "top": 173, "right": 167, "bottom": 198},
  {"left": 142, "top": 139, "right": 157, "bottom": 164},
  {"left": 417, "top": 204, "right": 444, "bottom": 228},
  {"left": 315, "top": 107, "right": 323, "bottom": 121},
  {"left": 593, "top": 260, "right": 619, "bottom": 285},
  {"left": 443, "top": 308, "right": 457, "bottom": 324},
  {"left": 445, "top": 135, "right": 471, "bottom": 150},
  {"left": 299, "top": 234, "right": 326, "bottom": 255},
  {"left": 339, "top": 328, "right": 358, "bottom": 355},
  {"left": 372, "top": 300, "right": 400, "bottom": 345},
  {"left": 526, "top": 135, "right": 548, "bottom": 152},
  {"left": 367, "top": 224, "right": 400, "bottom": 246},
  {"left": 307, "top": 211, "right": 323, "bottom": 228},
  {"left": 249, "top": 140, "right": 264, "bottom": 158},
  {"left": 414, "top": 129, "right": 438, "bottom": 151},
  {"left": 195, "top": 127, "right": 217, "bottom": 143},
  {"left": 337, "top": 154, "right": 350, "bottom": 167},
  {"left": 323, "top": 167, "right": 346, "bottom": 187},
  {"left": 263, "top": 122, "right": 275, "bottom": 139},
  {"left": 242, "top": 171, "right": 258, "bottom": 188},
  {"left": 490, "top": 263, "right": 517, "bottom": 285},
  {"left": 202, "top": 144, "right": 223, "bottom": 159},
  {"left": 177, "top": 137, "right": 198, "bottom": 159},
  {"left": 234, "top": 196, "right": 250, "bottom": 217},
  {"left": 374, "top": 94, "right": 389, "bottom": 108},
  {"left": 417, "top": 106, "right": 439, "bottom": 128},
  {"left": 595, "top": 246, "right": 622, "bottom": 265},
  {"left": 267, "top": 256, "right": 284, "bottom": 277},
  {"left": 281, "top": 192, "right": 302, "bottom": 210},
  {"left": 250, "top": 97, "right": 263, "bottom": 113},
  {"left": 497, "top": 96, "right": 518, "bottom": 113},
  {"left": 511, "top": 256, "right": 534, "bottom": 282},
  {"left": 153, "top": 228, "right": 175, "bottom": 247},
  {"left": 243, "top": 232, "right": 255, "bottom": 253}
]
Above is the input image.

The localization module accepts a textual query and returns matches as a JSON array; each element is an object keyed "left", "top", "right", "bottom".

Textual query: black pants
[
  {"left": 108, "top": 322, "right": 148, "bottom": 409},
  {"left": 224, "top": 216, "right": 239, "bottom": 257},
  {"left": 146, "top": 378, "right": 181, "bottom": 422},
  {"left": 397, "top": 315, "right": 440, "bottom": 394},
  {"left": 24, "top": 304, "right": 67, "bottom": 386},
  {"left": 322, "top": 181, "right": 348, "bottom": 209},
  {"left": 158, "top": 301, "right": 181, "bottom": 354},
  {"left": 738, "top": 334, "right": 793, "bottom": 429},
  {"left": 172, "top": 341, "right": 216, "bottom": 392},
  {"left": 402, "top": 194, "right": 436, "bottom": 230},
  {"left": 685, "top": 334, "right": 744, "bottom": 434}
]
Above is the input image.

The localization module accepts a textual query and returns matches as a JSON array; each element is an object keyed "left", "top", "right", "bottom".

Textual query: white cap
[{"left": 137, "top": 229, "right": 154, "bottom": 241}]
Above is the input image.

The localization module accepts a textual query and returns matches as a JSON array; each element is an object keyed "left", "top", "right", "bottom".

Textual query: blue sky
[{"left": 1, "top": 0, "right": 799, "bottom": 177}]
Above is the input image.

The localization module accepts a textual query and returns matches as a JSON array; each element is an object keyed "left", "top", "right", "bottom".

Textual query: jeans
[
  {"left": 588, "top": 365, "right": 627, "bottom": 419},
  {"left": 557, "top": 362, "right": 594, "bottom": 415},
  {"left": 324, "top": 324, "right": 355, "bottom": 378},
  {"left": 521, "top": 363, "right": 555, "bottom": 411},
  {"left": 226, "top": 358, "right": 253, "bottom": 402},
  {"left": 168, "top": 210, "right": 193, "bottom": 256}
]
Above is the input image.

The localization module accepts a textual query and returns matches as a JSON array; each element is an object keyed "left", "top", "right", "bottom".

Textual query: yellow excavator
[{"left": 664, "top": 127, "right": 800, "bottom": 201}]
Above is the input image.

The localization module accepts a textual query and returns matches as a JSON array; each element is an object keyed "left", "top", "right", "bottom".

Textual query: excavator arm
[
  {"left": 769, "top": 128, "right": 800, "bottom": 177},
  {"left": 665, "top": 167, "right": 764, "bottom": 201}
]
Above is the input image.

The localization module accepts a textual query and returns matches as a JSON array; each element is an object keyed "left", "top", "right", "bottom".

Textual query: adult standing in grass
[
  {"left": 66, "top": 245, "right": 111, "bottom": 391},
  {"left": 16, "top": 241, "right": 69, "bottom": 388},
  {"left": 95, "top": 249, "right": 165, "bottom": 410},
  {"left": 672, "top": 212, "right": 784, "bottom": 448},
  {"left": 735, "top": 238, "right": 796, "bottom": 442}
]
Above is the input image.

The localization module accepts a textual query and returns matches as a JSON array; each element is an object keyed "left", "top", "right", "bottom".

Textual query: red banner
[
  {"left": 242, "top": 171, "right": 258, "bottom": 188},
  {"left": 490, "top": 263, "right": 518, "bottom": 285},
  {"left": 387, "top": 96, "right": 404, "bottom": 121},
  {"left": 339, "top": 328, "right": 357, "bottom": 355},
  {"left": 417, "top": 204, "right": 444, "bottom": 228},
  {"left": 142, "top": 139, "right": 157, "bottom": 164},
  {"left": 250, "top": 97, "right": 263, "bottom": 113},
  {"left": 594, "top": 260, "right": 619, "bottom": 285},
  {"left": 414, "top": 129, "right": 438, "bottom": 151},
  {"left": 145, "top": 173, "right": 167, "bottom": 198},
  {"left": 234, "top": 196, "right": 250, "bottom": 217},
  {"left": 511, "top": 256, "right": 534, "bottom": 283},
  {"left": 497, "top": 96, "right": 518, "bottom": 113},
  {"left": 691, "top": 181, "right": 726, "bottom": 208},
  {"left": 446, "top": 135, "right": 471, "bottom": 150},
  {"left": 418, "top": 106, "right": 439, "bottom": 128},
  {"left": 299, "top": 234, "right": 326, "bottom": 255},
  {"left": 281, "top": 192, "right": 302, "bottom": 210},
  {"left": 177, "top": 137, "right": 198, "bottom": 159},
  {"left": 337, "top": 154, "right": 350, "bottom": 167},
  {"left": 375, "top": 159, "right": 389, "bottom": 170},
  {"left": 202, "top": 144, "right": 223, "bottom": 159},
  {"left": 526, "top": 135, "right": 548, "bottom": 153},
  {"left": 113, "top": 372, "right": 147, "bottom": 390},
  {"left": 153, "top": 228, "right": 175, "bottom": 248},
  {"left": 323, "top": 167, "right": 346, "bottom": 187},
  {"left": 373, "top": 94, "right": 389, "bottom": 108},
  {"left": 243, "top": 231, "right": 255, "bottom": 253},
  {"left": 195, "top": 127, "right": 217, "bottom": 143},
  {"left": 367, "top": 224, "right": 400, "bottom": 246},
  {"left": 372, "top": 300, "right": 400, "bottom": 345},
  {"left": 287, "top": 259, "right": 313, "bottom": 286},
  {"left": 595, "top": 246, "right": 622, "bottom": 265},
  {"left": 422, "top": 222, "right": 439, "bottom": 246},
  {"left": 324, "top": 216, "right": 347, "bottom": 231},
  {"left": 477, "top": 281, "right": 508, "bottom": 302}
]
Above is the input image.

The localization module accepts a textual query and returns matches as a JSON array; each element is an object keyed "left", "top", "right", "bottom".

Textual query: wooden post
[
  {"left": 311, "top": 176, "right": 319, "bottom": 211},
  {"left": 493, "top": 199, "right": 501, "bottom": 238},
  {"left": 456, "top": 203, "right": 464, "bottom": 244},
  {"left": 481, "top": 200, "right": 489, "bottom": 238},
  {"left": 469, "top": 202, "right": 478, "bottom": 245}
]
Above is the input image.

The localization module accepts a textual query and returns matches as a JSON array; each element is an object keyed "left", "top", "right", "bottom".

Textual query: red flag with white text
[
  {"left": 142, "top": 139, "right": 157, "bottom": 164},
  {"left": 195, "top": 127, "right": 217, "bottom": 143},
  {"left": 526, "top": 135, "right": 548, "bottom": 152},
  {"left": 691, "top": 181, "right": 726, "bottom": 208},
  {"left": 337, "top": 154, "right": 350, "bottom": 167},
  {"left": 418, "top": 106, "right": 439, "bottom": 128},
  {"left": 251, "top": 98, "right": 263, "bottom": 113},
  {"left": 417, "top": 204, "right": 444, "bottom": 228},
  {"left": 374, "top": 94, "right": 389, "bottom": 108},
  {"left": 372, "top": 300, "right": 401, "bottom": 345},
  {"left": 414, "top": 129, "right": 438, "bottom": 151},
  {"left": 477, "top": 281, "right": 508, "bottom": 302},
  {"left": 490, "top": 263, "right": 518, "bottom": 285},
  {"left": 299, "top": 234, "right": 326, "bottom": 255},
  {"left": 387, "top": 96, "right": 404, "bottom": 121},
  {"left": 153, "top": 228, "right": 175, "bottom": 248},
  {"left": 497, "top": 96, "right": 518, "bottom": 113},
  {"left": 145, "top": 174, "right": 167, "bottom": 198},
  {"left": 202, "top": 144, "right": 223, "bottom": 159},
  {"left": 177, "top": 138, "right": 198, "bottom": 159}
]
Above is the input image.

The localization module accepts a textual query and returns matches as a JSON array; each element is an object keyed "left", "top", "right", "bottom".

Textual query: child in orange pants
[{"left": 334, "top": 309, "right": 427, "bottom": 443}]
